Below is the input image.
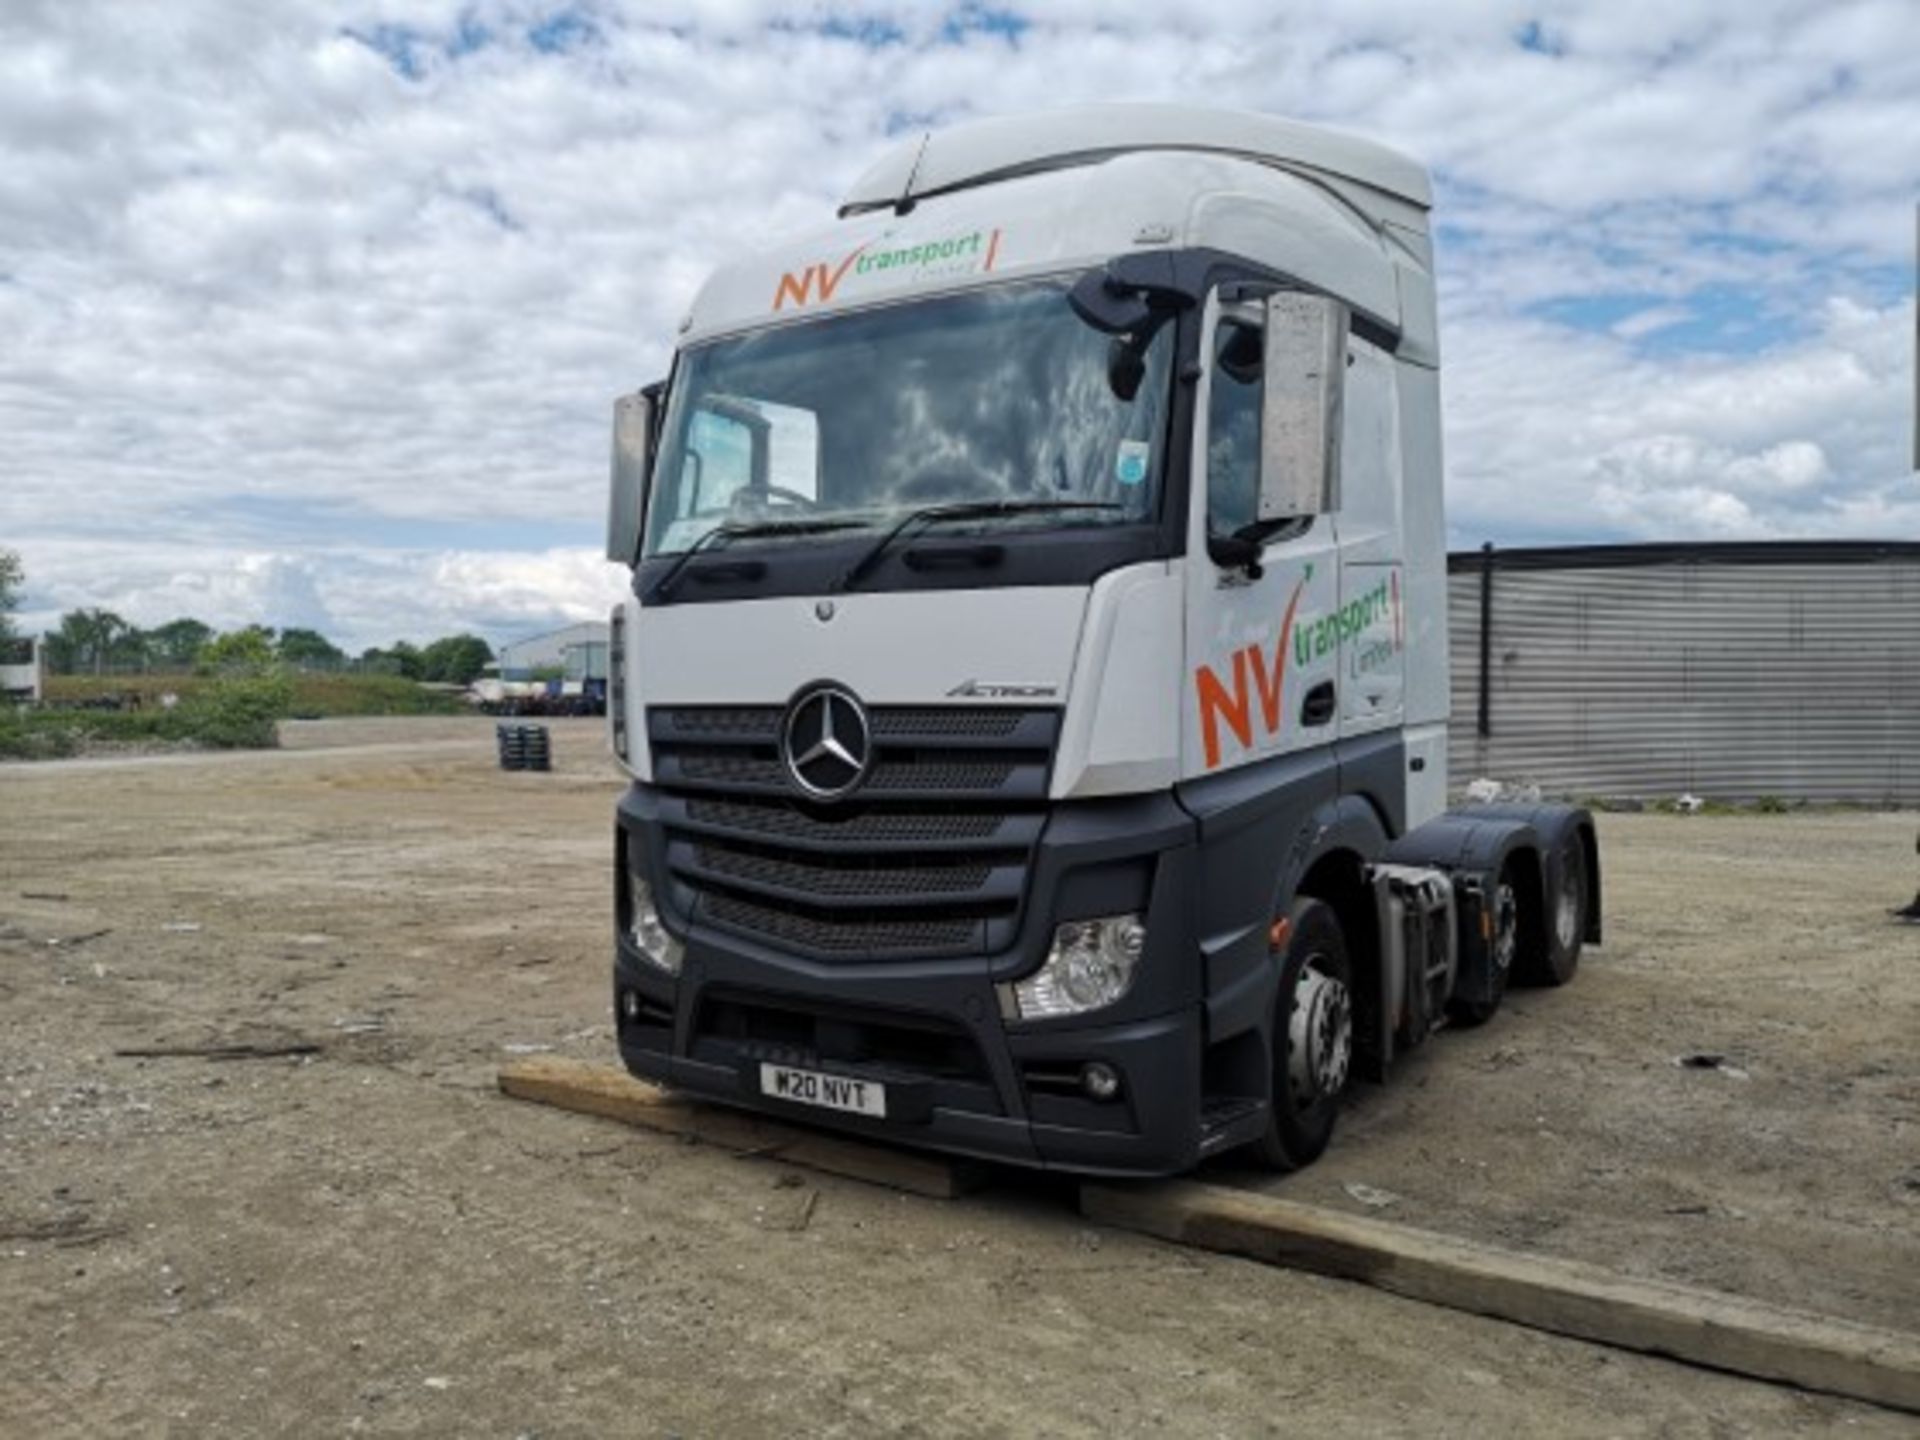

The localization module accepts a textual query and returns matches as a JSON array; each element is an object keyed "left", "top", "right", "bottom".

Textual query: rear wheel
[
  {"left": 1247, "top": 898, "right": 1352, "bottom": 1172},
  {"left": 1447, "top": 863, "right": 1519, "bottom": 1027},
  {"left": 1517, "top": 834, "right": 1587, "bottom": 987}
]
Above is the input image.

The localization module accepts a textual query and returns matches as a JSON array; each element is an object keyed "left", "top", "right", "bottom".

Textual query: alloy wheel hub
[{"left": 1289, "top": 960, "right": 1352, "bottom": 1103}]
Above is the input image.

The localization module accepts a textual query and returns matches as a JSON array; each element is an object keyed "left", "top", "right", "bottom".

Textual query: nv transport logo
[
  {"left": 1192, "top": 569, "right": 1403, "bottom": 770},
  {"left": 773, "top": 227, "right": 1004, "bottom": 311}
]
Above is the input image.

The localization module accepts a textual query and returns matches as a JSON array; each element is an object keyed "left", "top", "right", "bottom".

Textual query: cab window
[{"left": 1206, "top": 315, "right": 1264, "bottom": 537}]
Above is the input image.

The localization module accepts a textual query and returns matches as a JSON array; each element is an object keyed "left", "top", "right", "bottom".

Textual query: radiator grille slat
[{"left": 646, "top": 704, "right": 1058, "bottom": 959}]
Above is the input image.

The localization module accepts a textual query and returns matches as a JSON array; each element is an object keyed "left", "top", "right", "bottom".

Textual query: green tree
[
  {"left": 420, "top": 633, "right": 493, "bottom": 685},
  {"left": 109, "top": 625, "right": 154, "bottom": 672},
  {"left": 0, "top": 550, "right": 21, "bottom": 642},
  {"left": 386, "top": 640, "right": 425, "bottom": 680},
  {"left": 47, "top": 608, "right": 131, "bottom": 675},
  {"left": 198, "top": 625, "right": 278, "bottom": 674},
  {"left": 277, "top": 627, "right": 345, "bottom": 670},
  {"left": 148, "top": 618, "right": 214, "bottom": 670}
]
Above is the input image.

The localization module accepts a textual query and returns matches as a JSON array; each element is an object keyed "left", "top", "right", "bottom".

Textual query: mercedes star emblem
[{"left": 781, "top": 685, "right": 872, "bottom": 800}]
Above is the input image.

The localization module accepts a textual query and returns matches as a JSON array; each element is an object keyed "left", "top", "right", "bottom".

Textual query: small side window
[{"left": 1207, "top": 316, "right": 1264, "bottom": 538}]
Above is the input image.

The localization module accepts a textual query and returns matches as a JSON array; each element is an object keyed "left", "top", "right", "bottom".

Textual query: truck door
[
  {"left": 1183, "top": 294, "right": 1342, "bottom": 779},
  {"left": 1330, "top": 338, "right": 1407, "bottom": 737}
]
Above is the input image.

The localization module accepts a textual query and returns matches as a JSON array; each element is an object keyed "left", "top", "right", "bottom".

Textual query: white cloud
[{"left": 1, "top": 1, "right": 1915, "bottom": 647}]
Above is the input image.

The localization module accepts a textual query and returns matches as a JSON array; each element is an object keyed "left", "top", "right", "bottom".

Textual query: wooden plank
[
  {"left": 1081, "top": 1180, "right": 1920, "bottom": 1416},
  {"left": 498, "top": 1056, "right": 987, "bottom": 1200}
]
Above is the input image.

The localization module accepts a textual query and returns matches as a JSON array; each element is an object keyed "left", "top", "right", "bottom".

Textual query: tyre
[
  {"left": 1516, "top": 833, "right": 1587, "bottom": 987},
  {"left": 1446, "top": 861, "right": 1520, "bottom": 1027},
  {"left": 1246, "top": 897, "right": 1353, "bottom": 1172}
]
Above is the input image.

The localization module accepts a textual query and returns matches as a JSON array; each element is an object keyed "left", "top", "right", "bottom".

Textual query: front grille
[
  {"left": 694, "top": 846, "right": 994, "bottom": 898},
  {"left": 703, "top": 893, "right": 981, "bottom": 955},
  {"left": 648, "top": 703, "right": 1058, "bottom": 959}
]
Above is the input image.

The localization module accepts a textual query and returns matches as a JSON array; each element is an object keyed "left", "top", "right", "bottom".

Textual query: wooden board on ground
[
  {"left": 498, "top": 1055, "right": 988, "bottom": 1200},
  {"left": 1081, "top": 1180, "right": 1920, "bottom": 1415}
]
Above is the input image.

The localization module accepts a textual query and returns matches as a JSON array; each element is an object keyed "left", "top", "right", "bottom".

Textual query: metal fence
[{"left": 1447, "top": 541, "right": 1920, "bottom": 804}]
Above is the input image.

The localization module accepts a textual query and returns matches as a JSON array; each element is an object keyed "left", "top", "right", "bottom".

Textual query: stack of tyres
[
  {"left": 522, "top": 725, "right": 552, "bottom": 772},
  {"left": 496, "top": 723, "right": 528, "bottom": 771}
]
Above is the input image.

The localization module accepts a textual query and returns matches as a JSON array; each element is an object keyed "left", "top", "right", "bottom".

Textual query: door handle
[{"left": 1301, "top": 680, "right": 1336, "bottom": 727}]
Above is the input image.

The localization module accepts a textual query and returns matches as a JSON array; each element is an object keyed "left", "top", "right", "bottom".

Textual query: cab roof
[{"left": 839, "top": 103, "right": 1432, "bottom": 216}]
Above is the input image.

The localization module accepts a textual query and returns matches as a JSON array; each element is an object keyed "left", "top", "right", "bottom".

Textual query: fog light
[
  {"left": 1007, "top": 913, "right": 1146, "bottom": 1020},
  {"left": 620, "top": 989, "right": 642, "bottom": 1022},
  {"left": 628, "top": 873, "right": 683, "bottom": 976},
  {"left": 1081, "top": 1062, "right": 1122, "bottom": 1102}
]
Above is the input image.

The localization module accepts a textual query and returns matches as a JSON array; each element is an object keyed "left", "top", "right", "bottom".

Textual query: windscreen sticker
[
  {"left": 773, "top": 227, "right": 1004, "bottom": 311},
  {"left": 1115, "top": 440, "right": 1151, "bottom": 486}
]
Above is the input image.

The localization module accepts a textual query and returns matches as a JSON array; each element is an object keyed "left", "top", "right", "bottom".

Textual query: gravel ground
[{"left": 2, "top": 716, "right": 1915, "bottom": 1437}]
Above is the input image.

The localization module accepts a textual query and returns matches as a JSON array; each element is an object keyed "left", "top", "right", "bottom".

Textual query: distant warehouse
[
  {"left": 496, "top": 621, "right": 609, "bottom": 683},
  {"left": 1448, "top": 541, "right": 1920, "bottom": 804}
]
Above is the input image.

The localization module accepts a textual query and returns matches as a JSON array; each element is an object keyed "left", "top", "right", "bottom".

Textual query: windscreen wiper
[
  {"left": 645, "top": 518, "right": 866, "bottom": 604},
  {"left": 834, "top": 500, "right": 1123, "bottom": 593}
]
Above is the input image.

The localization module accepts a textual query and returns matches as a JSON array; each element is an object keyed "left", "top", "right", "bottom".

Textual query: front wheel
[{"left": 1246, "top": 898, "right": 1353, "bottom": 1172}]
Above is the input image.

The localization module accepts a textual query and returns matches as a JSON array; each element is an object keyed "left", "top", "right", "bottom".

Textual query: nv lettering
[
  {"left": 772, "top": 244, "right": 869, "bottom": 310},
  {"left": 1193, "top": 580, "right": 1306, "bottom": 770}
]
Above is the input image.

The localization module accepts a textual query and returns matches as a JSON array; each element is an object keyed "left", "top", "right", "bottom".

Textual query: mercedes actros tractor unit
[{"left": 603, "top": 105, "right": 1601, "bottom": 1176}]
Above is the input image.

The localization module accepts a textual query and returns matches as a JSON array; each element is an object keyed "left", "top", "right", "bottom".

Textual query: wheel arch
[
  {"left": 1282, "top": 796, "right": 1391, "bottom": 1081},
  {"left": 1461, "top": 803, "right": 1603, "bottom": 946}
]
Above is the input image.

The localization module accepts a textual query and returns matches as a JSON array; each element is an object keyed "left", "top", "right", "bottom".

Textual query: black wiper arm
[
  {"left": 645, "top": 518, "right": 864, "bottom": 604},
  {"left": 834, "top": 500, "right": 1123, "bottom": 593}
]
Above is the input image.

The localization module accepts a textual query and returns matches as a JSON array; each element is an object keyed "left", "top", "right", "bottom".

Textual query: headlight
[
  {"left": 1008, "top": 913, "right": 1146, "bottom": 1020},
  {"left": 627, "top": 872, "right": 683, "bottom": 976}
]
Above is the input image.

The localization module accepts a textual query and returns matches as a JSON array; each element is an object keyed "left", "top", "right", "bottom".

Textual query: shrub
[{"left": 186, "top": 673, "right": 294, "bottom": 748}]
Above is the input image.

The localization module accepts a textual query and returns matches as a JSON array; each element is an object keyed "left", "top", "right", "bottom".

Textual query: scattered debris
[
  {"left": 21, "top": 891, "right": 69, "bottom": 902},
  {"left": 1343, "top": 1182, "right": 1402, "bottom": 1209},
  {"left": 1463, "top": 777, "right": 1543, "bottom": 804},
  {"left": 1663, "top": 1203, "right": 1711, "bottom": 1216},
  {"left": 784, "top": 1187, "right": 819, "bottom": 1233},
  {"left": 47, "top": 928, "right": 112, "bottom": 950},
  {"left": 1675, "top": 1053, "right": 1750, "bottom": 1081},
  {"left": 160, "top": 922, "right": 201, "bottom": 934},
  {"left": 423, "top": 1376, "right": 452, "bottom": 1391},
  {"left": 501, "top": 1043, "right": 554, "bottom": 1055},
  {"left": 115, "top": 1041, "right": 323, "bottom": 1061},
  {"left": 0, "top": 1214, "right": 127, "bottom": 1248},
  {"left": 1674, "top": 793, "right": 1705, "bottom": 814}
]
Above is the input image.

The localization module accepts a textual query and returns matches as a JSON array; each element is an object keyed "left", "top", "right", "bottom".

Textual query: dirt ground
[{"left": 3, "top": 717, "right": 1916, "bottom": 1438}]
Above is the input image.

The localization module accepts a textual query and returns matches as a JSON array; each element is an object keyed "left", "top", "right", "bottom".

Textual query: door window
[{"left": 1206, "top": 314, "right": 1264, "bottom": 538}]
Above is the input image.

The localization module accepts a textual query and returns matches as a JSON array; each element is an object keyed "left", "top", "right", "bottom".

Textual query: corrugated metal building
[
  {"left": 1447, "top": 542, "right": 1920, "bottom": 804},
  {"left": 496, "top": 621, "right": 610, "bottom": 681}
]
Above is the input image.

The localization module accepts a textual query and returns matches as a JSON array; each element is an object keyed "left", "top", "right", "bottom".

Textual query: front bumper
[{"left": 613, "top": 782, "right": 1211, "bottom": 1177}]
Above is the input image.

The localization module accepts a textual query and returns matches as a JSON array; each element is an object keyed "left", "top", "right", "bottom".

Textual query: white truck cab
[{"left": 604, "top": 105, "right": 1601, "bottom": 1175}]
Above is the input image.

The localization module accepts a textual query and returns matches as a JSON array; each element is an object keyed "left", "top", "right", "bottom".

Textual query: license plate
[{"left": 759, "top": 1062, "right": 887, "bottom": 1119}]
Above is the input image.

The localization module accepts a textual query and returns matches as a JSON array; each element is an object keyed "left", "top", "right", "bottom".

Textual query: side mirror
[
  {"left": 1258, "top": 293, "right": 1347, "bottom": 522},
  {"left": 606, "top": 390, "right": 655, "bottom": 564}
]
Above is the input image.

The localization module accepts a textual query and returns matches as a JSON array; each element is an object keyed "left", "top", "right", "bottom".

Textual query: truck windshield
[{"left": 643, "top": 280, "right": 1174, "bottom": 557}]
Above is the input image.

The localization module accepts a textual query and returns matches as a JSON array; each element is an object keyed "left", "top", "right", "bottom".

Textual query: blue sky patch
[{"left": 529, "top": 10, "right": 599, "bottom": 54}]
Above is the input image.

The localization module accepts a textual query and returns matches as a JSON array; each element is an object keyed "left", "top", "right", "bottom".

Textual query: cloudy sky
[{"left": 3, "top": 1, "right": 1915, "bottom": 650}]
